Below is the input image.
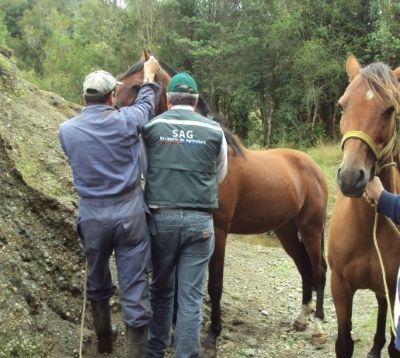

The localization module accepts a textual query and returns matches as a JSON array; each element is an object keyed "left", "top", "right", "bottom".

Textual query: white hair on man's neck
[{"left": 167, "top": 92, "right": 199, "bottom": 106}]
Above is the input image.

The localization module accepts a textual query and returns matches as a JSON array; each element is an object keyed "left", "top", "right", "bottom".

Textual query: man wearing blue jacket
[
  {"left": 366, "top": 177, "right": 400, "bottom": 224},
  {"left": 59, "top": 56, "right": 160, "bottom": 357}
]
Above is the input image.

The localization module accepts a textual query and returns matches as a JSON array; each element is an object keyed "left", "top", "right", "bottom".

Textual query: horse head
[
  {"left": 115, "top": 49, "right": 170, "bottom": 114},
  {"left": 337, "top": 55, "right": 400, "bottom": 197},
  {"left": 115, "top": 52, "right": 245, "bottom": 157}
]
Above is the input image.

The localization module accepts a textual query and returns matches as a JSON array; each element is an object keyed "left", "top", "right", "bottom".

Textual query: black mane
[{"left": 117, "top": 61, "right": 144, "bottom": 81}]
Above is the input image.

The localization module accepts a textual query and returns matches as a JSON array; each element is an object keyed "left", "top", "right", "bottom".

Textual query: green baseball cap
[{"left": 167, "top": 72, "right": 198, "bottom": 94}]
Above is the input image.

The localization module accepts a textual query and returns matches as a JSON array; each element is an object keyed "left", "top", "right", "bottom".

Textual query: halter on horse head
[{"left": 337, "top": 55, "right": 400, "bottom": 197}]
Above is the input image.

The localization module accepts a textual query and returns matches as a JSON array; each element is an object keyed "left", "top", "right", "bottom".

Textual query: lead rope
[
  {"left": 370, "top": 160, "right": 400, "bottom": 337},
  {"left": 372, "top": 209, "right": 397, "bottom": 336},
  {"left": 79, "top": 261, "right": 88, "bottom": 358}
]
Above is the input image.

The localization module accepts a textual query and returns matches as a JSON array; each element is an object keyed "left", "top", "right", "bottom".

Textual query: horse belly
[
  {"left": 219, "top": 148, "right": 326, "bottom": 235},
  {"left": 229, "top": 200, "right": 299, "bottom": 234}
]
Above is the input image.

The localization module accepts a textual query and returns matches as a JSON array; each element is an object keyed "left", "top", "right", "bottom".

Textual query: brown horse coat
[
  {"left": 329, "top": 55, "right": 400, "bottom": 358},
  {"left": 115, "top": 51, "right": 329, "bottom": 354}
]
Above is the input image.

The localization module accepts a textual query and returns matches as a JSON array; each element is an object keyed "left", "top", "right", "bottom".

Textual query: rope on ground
[{"left": 79, "top": 261, "right": 88, "bottom": 358}]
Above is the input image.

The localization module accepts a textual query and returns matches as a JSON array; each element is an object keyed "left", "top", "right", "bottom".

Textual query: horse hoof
[
  {"left": 293, "top": 320, "right": 307, "bottom": 331},
  {"left": 310, "top": 332, "right": 327, "bottom": 346},
  {"left": 200, "top": 347, "right": 217, "bottom": 358}
]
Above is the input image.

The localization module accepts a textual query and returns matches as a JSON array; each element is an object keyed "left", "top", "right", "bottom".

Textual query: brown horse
[
  {"left": 329, "top": 55, "right": 400, "bottom": 357},
  {"left": 115, "top": 51, "right": 329, "bottom": 353}
]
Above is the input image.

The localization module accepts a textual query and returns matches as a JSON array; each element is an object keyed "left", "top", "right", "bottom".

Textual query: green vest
[{"left": 143, "top": 108, "right": 224, "bottom": 208}]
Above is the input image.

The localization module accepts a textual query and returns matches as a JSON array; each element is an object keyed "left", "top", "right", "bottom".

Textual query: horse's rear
[
  {"left": 220, "top": 148, "right": 327, "bottom": 234},
  {"left": 207, "top": 145, "right": 328, "bottom": 350},
  {"left": 328, "top": 55, "right": 400, "bottom": 357}
]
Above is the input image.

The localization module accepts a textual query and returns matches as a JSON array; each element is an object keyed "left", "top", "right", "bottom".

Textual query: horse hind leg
[
  {"left": 274, "top": 223, "right": 315, "bottom": 332},
  {"left": 204, "top": 226, "right": 228, "bottom": 357},
  {"left": 298, "top": 224, "right": 327, "bottom": 346}
]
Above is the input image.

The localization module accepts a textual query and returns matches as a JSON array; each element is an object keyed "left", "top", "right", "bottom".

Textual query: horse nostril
[{"left": 358, "top": 170, "right": 365, "bottom": 183}]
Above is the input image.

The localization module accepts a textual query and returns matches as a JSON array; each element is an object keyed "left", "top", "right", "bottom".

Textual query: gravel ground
[
  {"left": 212, "top": 237, "right": 381, "bottom": 358},
  {"left": 80, "top": 235, "right": 386, "bottom": 358}
]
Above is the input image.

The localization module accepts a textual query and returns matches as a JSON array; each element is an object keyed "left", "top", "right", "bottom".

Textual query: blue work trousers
[
  {"left": 77, "top": 188, "right": 152, "bottom": 327},
  {"left": 146, "top": 210, "right": 215, "bottom": 358}
]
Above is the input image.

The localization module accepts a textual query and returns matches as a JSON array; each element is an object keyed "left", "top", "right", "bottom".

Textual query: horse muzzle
[{"left": 336, "top": 166, "right": 369, "bottom": 197}]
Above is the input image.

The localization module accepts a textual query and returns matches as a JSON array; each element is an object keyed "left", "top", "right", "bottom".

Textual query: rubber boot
[
  {"left": 126, "top": 324, "right": 148, "bottom": 357},
  {"left": 90, "top": 299, "right": 117, "bottom": 354}
]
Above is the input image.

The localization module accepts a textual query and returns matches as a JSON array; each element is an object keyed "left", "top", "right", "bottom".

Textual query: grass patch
[{"left": 304, "top": 142, "right": 342, "bottom": 215}]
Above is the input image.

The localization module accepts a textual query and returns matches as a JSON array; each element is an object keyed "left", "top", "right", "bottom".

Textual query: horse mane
[
  {"left": 362, "top": 63, "right": 400, "bottom": 174},
  {"left": 117, "top": 60, "right": 144, "bottom": 81},
  {"left": 158, "top": 60, "right": 245, "bottom": 157},
  {"left": 158, "top": 60, "right": 177, "bottom": 77},
  {"left": 361, "top": 62, "right": 400, "bottom": 111}
]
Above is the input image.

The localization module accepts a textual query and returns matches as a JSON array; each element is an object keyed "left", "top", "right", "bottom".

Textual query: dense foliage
[{"left": 1, "top": 0, "right": 399, "bottom": 147}]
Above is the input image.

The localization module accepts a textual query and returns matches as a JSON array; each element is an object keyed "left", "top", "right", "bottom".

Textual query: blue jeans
[
  {"left": 77, "top": 189, "right": 152, "bottom": 327},
  {"left": 147, "top": 210, "right": 215, "bottom": 358}
]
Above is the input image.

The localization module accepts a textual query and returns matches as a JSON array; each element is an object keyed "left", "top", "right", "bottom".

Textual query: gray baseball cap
[{"left": 83, "top": 70, "right": 122, "bottom": 96}]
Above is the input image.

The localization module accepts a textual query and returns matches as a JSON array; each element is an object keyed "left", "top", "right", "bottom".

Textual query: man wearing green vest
[{"left": 144, "top": 72, "right": 227, "bottom": 358}]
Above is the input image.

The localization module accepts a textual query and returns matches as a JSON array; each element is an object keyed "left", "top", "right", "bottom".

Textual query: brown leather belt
[{"left": 150, "top": 207, "right": 212, "bottom": 214}]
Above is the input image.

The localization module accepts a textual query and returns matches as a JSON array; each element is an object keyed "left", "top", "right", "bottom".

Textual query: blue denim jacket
[
  {"left": 377, "top": 190, "right": 400, "bottom": 225},
  {"left": 59, "top": 83, "right": 160, "bottom": 198}
]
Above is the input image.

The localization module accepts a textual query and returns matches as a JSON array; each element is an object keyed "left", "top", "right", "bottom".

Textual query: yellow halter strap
[
  {"left": 341, "top": 130, "right": 397, "bottom": 173},
  {"left": 341, "top": 131, "right": 379, "bottom": 158}
]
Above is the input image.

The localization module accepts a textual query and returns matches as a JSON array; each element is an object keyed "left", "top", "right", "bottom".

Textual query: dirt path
[{"left": 80, "top": 236, "right": 385, "bottom": 358}]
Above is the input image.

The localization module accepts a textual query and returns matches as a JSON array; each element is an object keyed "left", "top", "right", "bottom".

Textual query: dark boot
[
  {"left": 126, "top": 324, "right": 148, "bottom": 357},
  {"left": 90, "top": 299, "right": 117, "bottom": 353}
]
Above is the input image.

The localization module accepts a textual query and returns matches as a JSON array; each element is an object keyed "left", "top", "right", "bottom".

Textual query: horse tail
[{"left": 321, "top": 226, "right": 328, "bottom": 273}]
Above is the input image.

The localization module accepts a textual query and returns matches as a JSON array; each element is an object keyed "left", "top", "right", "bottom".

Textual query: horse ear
[
  {"left": 142, "top": 49, "right": 151, "bottom": 61},
  {"left": 346, "top": 54, "right": 361, "bottom": 82},
  {"left": 393, "top": 66, "right": 400, "bottom": 81}
]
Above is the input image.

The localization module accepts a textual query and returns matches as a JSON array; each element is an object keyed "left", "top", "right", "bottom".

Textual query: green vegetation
[
  {"left": 0, "top": 0, "right": 399, "bottom": 147},
  {"left": 306, "top": 142, "right": 342, "bottom": 213}
]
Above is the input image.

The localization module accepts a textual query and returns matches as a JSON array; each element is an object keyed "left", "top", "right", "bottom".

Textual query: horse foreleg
[
  {"left": 388, "top": 293, "right": 400, "bottom": 358},
  {"left": 204, "top": 227, "right": 227, "bottom": 354},
  {"left": 388, "top": 332, "right": 400, "bottom": 357},
  {"left": 366, "top": 294, "right": 387, "bottom": 358},
  {"left": 331, "top": 272, "right": 354, "bottom": 358}
]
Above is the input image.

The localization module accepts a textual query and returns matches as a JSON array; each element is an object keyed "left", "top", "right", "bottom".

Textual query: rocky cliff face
[{"left": 0, "top": 50, "right": 87, "bottom": 357}]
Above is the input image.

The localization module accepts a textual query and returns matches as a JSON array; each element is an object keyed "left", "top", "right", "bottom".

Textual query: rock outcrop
[{"left": 0, "top": 50, "right": 86, "bottom": 357}]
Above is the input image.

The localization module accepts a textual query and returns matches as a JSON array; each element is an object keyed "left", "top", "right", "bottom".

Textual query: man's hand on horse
[
  {"left": 144, "top": 56, "right": 160, "bottom": 83},
  {"left": 364, "top": 176, "right": 384, "bottom": 204}
]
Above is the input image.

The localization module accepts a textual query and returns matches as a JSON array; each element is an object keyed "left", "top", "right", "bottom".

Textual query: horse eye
[{"left": 383, "top": 106, "right": 395, "bottom": 118}]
